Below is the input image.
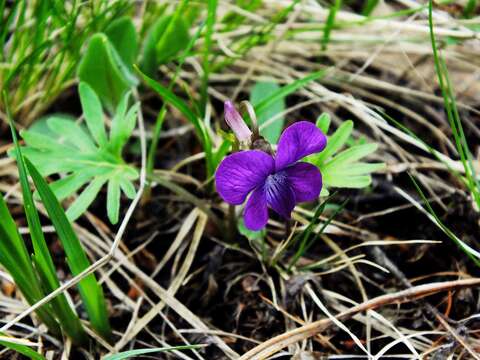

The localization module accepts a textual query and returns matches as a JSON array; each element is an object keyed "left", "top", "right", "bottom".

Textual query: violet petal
[
  {"left": 285, "top": 162, "right": 322, "bottom": 202},
  {"left": 215, "top": 150, "right": 274, "bottom": 205},
  {"left": 275, "top": 121, "right": 327, "bottom": 170},
  {"left": 224, "top": 100, "right": 252, "bottom": 142},
  {"left": 265, "top": 172, "right": 296, "bottom": 219},
  {"left": 244, "top": 186, "right": 269, "bottom": 230}
]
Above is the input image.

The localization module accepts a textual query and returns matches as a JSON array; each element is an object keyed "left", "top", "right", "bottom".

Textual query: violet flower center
[{"left": 265, "top": 171, "right": 288, "bottom": 195}]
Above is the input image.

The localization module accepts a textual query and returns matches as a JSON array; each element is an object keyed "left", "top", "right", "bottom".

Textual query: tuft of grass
[
  {"left": 1, "top": 1, "right": 131, "bottom": 124},
  {"left": 4, "top": 90, "right": 111, "bottom": 341},
  {"left": 5, "top": 93, "right": 87, "bottom": 344},
  {"left": 428, "top": 0, "right": 480, "bottom": 209},
  {"left": 409, "top": 175, "right": 480, "bottom": 268}
]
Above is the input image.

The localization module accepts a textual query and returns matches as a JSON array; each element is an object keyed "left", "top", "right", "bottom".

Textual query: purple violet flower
[
  {"left": 215, "top": 121, "right": 327, "bottom": 231},
  {"left": 224, "top": 100, "right": 252, "bottom": 142}
]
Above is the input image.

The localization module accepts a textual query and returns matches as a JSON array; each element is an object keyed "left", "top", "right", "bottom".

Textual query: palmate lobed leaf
[
  {"left": 13, "top": 83, "right": 139, "bottom": 224},
  {"left": 306, "top": 113, "right": 384, "bottom": 191}
]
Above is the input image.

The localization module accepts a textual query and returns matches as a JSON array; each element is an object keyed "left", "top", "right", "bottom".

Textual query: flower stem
[
  {"left": 285, "top": 219, "right": 291, "bottom": 240},
  {"left": 228, "top": 204, "right": 236, "bottom": 241}
]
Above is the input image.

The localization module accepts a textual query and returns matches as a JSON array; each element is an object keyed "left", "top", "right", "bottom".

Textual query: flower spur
[{"left": 215, "top": 109, "right": 327, "bottom": 230}]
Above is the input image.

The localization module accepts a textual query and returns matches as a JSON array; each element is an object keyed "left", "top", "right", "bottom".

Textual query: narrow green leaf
[
  {"left": 410, "top": 175, "right": 480, "bottom": 267},
  {"left": 79, "top": 82, "right": 108, "bottom": 147},
  {"left": 146, "top": 21, "right": 206, "bottom": 179},
  {"left": 110, "top": 97, "right": 138, "bottom": 156},
  {"left": 322, "top": 0, "right": 341, "bottom": 50},
  {"left": 322, "top": 143, "right": 377, "bottom": 171},
  {"left": 326, "top": 162, "right": 385, "bottom": 177},
  {"left": 310, "top": 120, "right": 353, "bottom": 166},
  {"left": 316, "top": 113, "right": 331, "bottom": 134},
  {"left": 135, "top": 66, "right": 211, "bottom": 158},
  {"left": 0, "top": 337, "right": 46, "bottom": 360},
  {"left": 49, "top": 170, "right": 98, "bottom": 201},
  {"left": 8, "top": 113, "right": 87, "bottom": 343},
  {"left": 66, "top": 177, "right": 107, "bottom": 221},
  {"left": 26, "top": 159, "right": 111, "bottom": 339},
  {"left": 362, "top": 0, "right": 379, "bottom": 16},
  {"left": 119, "top": 179, "right": 136, "bottom": 199},
  {"left": 254, "top": 70, "right": 327, "bottom": 115},
  {"left": 323, "top": 174, "right": 372, "bottom": 188},
  {"left": 251, "top": 81, "right": 285, "bottom": 144},
  {"left": 201, "top": 0, "right": 218, "bottom": 112},
  {"left": 107, "top": 178, "right": 120, "bottom": 224},
  {"left": 103, "top": 345, "right": 204, "bottom": 360}
]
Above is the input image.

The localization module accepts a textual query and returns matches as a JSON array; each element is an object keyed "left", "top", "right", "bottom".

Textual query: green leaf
[
  {"left": 309, "top": 120, "right": 353, "bottom": 166},
  {"left": 79, "top": 82, "right": 108, "bottom": 147},
  {"left": 0, "top": 195, "right": 61, "bottom": 336},
  {"left": 66, "top": 177, "right": 107, "bottom": 221},
  {"left": 26, "top": 159, "right": 111, "bottom": 339},
  {"left": 254, "top": 70, "right": 327, "bottom": 116},
  {"left": 322, "top": 174, "right": 372, "bottom": 188},
  {"left": 0, "top": 336, "right": 46, "bottom": 360},
  {"left": 322, "top": 0, "right": 342, "bottom": 50},
  {"left": 47, "top": 116, "right": 96, "bottom": 152},
  {"left": 136, "top": 66, "right": 213, "bottom": 173},
  {"left": 17, "top": 86, "right": 140, "bottom": 224},
  {"left": 316, "top": 112, "right": 331, "bottom": 134},
  {"left": 322, "top": 143, "right": 378, "bottom": 170},
  {"left": 9, "top": 116, "right": 87, "bottom": 343},
  {"left": 110, "top": 94, "right": 139, "bottom": 156},
  {"left": 141, "top": 14, "right": 189, "bottom": 76},
  {"left": 119, "top": 179, "right": 136, "bottom": 199},
  {"left": 362, "top": 0, "right": 379, "bottom": 16},
  {"left": 305, "top": 119, "right": 383, "bottom": 191},
  {"left": 107, "top": 178, "right": 121, "bottom": 224},
  {"left": 103, "top": 345, "right": 204, "bottom": 360},
  {"left": 250, "top": 81, "right": 285, "bottom": 144},
  {"left": 238, "top": 218, "right": 265, "bottom": 241},
  {"left": 105, "top": 16, "right": 138, "bottom": 72},
  {"left": 78, "top": 33, "right": 137, "bottom": 111}
]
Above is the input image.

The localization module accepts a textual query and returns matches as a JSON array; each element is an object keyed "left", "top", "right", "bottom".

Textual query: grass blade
[
  {"left": 254, "top": 70, "right": 327, "bottom": 116},
  {"left": 0, "top": 336, "right": 46, "bottom": 360},
  {"left": 409, "top": 175, "right": 480, "bottom": 267},
  {"left": 6, "top": 95, "right": 87, "bottom": 343},
  {"left": 25, "top": 159, "right": 111, "bottom": 339},
  {"left": 322, "top": 0, "right": 342, "bottom": 50},
  {"left": 103, "top": 345, "right": 205, "bottom": 360},
  {"left": 136, "top": 65, "right": 214, "bottom": 176},
  {"left": 201, "top": 0, "right": 217, "bottom": 113}
]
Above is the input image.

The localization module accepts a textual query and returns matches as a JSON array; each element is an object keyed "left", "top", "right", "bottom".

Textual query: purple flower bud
[{"left": 224, "top": 100, "right": 252, "bottom": 142}]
